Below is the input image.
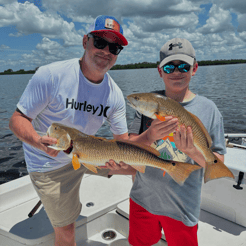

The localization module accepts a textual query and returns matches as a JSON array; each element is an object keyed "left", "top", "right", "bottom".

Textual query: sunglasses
[
  {"left": 162, "top": 63, "right": 191, "bottom": 74},
  {"left": 88, "top": 33, "right": 123, "bottom": 55}
]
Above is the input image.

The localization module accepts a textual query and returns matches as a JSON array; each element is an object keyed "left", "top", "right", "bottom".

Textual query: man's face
[{"left": 83, "top": 33, "right": 119, "bottom": 73}]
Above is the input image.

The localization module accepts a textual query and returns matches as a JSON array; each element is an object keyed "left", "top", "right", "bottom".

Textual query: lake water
[{"left": 1, "top": 64, "right": 246, "bottom": 184}]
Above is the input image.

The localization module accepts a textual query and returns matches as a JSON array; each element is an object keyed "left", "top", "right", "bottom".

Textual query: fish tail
[
  {"left": 204, "top": 154, "right": 234, "bottom": 183},
  {"left": 166, "top": 161, "right": 202, "bottom": 185}
]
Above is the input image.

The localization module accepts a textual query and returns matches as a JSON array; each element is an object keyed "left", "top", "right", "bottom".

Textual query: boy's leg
[
  {"left": 128, "top": 198, "right": 162, "bottom": 246},
  {"left": 159, "top": 215, "right": 198, "bottom": 246}
]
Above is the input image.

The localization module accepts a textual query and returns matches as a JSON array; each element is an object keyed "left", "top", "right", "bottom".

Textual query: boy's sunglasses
[
  {"left": 88, "top": 33, "right": 123, "bottom": 55},
  {"left": 162, "top": 63, "right": 191, "bottom": 74}
]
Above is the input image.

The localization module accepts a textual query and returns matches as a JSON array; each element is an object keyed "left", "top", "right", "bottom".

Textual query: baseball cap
[
  {"left": 87, "top": 15, "right": 128, "bottom": 46},
  {"left": 159, "top": 38, "right": 196, "bottom": 67}
]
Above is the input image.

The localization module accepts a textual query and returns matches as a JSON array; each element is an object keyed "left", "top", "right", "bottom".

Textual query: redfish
[
  {"left": 127, "top": 92, "right": 234, "bottom": 183},
  {"left": 47, "top": 123, "right": 201, "bottom": 185}
]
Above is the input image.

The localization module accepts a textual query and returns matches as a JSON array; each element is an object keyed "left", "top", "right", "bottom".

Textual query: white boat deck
[{"left": 0, "top": 145, "right": 246, "bottom": 245}]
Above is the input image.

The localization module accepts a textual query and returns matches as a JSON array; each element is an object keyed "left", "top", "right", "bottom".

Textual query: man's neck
[{"left": 79, "top": 58, "right": 105, "bottom": 84}]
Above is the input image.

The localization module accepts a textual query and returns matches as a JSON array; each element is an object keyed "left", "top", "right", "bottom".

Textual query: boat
[{"left": 0, "top": 134, "right": 246, "bottom": 245}]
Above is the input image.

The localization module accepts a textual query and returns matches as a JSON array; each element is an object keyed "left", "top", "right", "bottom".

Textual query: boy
[{"left": 128, "top": 38, "right": 226, "bottom": 246}]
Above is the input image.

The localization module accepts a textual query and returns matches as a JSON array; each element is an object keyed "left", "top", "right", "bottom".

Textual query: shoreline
[{"left": 1, "top": 59, "right": 246, "bottom": 75}]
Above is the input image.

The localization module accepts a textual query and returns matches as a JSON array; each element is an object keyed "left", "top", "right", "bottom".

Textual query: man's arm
[{"left": 9, "top": 110, "right": 59, "bottom": 157}]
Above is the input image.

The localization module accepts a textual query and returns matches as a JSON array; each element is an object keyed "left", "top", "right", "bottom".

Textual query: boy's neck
[{"left": 165, "top": 89, "right": 196, "bottom": 103}]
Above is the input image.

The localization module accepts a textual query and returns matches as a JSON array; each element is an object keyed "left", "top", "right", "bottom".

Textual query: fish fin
[
  {"left": 131, "top": 165, "right": 146, "bottom": 173},
  {"left": 117, "top": 140, "right": 160, "bottom": 156},
  {"left": 155, "top": 114, "right": 166, "bottom": 121},
  {"left": 89, "top": 135, "right": 108, "bottom": 141},
  {"left": 82, "top": 163, "right": 98, "bottom": 173},
  {"left": 204, "top": 154, "right": 234, "bottom": 183},
  {"left": 81, "top": 163, "right": 98, "bottom": 173},
  {"left": 72, "top": 154, "right": 81, "bottom": 170},
  {"left": 48, "top": 145, "right": 64, "bottom": 150},
  {"left": 166, "top": 161, "right": 202, "bottom": 185},
  {"left": 187, "top": 111, "right": 213, "bottom": 148}
]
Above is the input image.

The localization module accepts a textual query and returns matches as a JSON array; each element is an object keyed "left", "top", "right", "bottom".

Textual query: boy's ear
[
  {"left": 157, "top": 65, "right": 163, "bottom": 78},
  {"left": 192, "top": 62, "right": 198, "bottom": 76}
]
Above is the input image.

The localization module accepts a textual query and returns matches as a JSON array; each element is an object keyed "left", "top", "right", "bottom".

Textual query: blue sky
[{"left": 0, "top": 0, "right": 246, "bottom": 72}]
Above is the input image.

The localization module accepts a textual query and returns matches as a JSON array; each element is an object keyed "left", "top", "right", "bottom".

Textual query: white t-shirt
[{"left": 17, "top": 58, "right": 127, "bottom": 172}]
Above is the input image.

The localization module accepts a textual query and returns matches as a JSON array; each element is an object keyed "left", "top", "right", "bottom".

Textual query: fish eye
[
  {"left": 134, "top": 96, "right": 139, "bottom": 100},
  {"left": 54, "top": 127, "right": 57, "bottom": 130}
]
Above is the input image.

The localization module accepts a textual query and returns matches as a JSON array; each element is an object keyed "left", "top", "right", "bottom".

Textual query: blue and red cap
[{"left": 87, "top": 15, "right": 128, "bottom": 46}]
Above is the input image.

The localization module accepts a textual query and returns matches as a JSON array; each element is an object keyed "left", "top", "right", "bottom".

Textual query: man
[
  {"left": 9, "top": 15, "right": 135, "bottom": 246},
  {"left": 128, "top": 38, "right": 226, "bottom": 245}
]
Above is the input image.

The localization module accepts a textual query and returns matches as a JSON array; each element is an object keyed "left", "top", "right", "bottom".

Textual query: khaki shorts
[{"left": 30, "top": 163, "right": 110, "bottom": 228}]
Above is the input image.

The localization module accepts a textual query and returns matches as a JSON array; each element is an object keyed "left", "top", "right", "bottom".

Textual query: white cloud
[
  {"left": 214, "top": 0, "right": 246, "bottom": 14},
  {"left": 1, "top": 0, "right": 246, "bottom": 72},
  {"left": 238, "top": 13, "right": 246, "bottom": 32},
  {"left": 0, "top": 44, "right": 10, "bottom": 49},
  {"left": 0, "top": 0, "right": 16, "bottom": 5},
  {"left": 0, "top": 2, "right": 82, "bottom": 46},
  {"left": 198, "top": 4, "right": 234, "bottom": 34}
]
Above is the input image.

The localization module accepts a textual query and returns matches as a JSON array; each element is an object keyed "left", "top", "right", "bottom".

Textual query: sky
[{"left": 0, "top": 0, "right": 246, "bottom": 72}]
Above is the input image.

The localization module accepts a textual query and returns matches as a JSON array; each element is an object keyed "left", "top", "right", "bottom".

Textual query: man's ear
[{"left": 83, "top": 35, "right": 88, "bottom": 49}]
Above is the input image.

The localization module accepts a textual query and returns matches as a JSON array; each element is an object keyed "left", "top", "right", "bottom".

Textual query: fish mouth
[
  {"left": 127, "top": 101, "right": 136, "bottom": 109},
  {"left": 63, "top": 140, "right": 73, "bottom": 154}
]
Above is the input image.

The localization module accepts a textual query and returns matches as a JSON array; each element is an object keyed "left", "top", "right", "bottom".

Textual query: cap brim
[
  {"left": 160, "top": 54, "right": 194, "bottom": 67},
  {"left": 90, "top": 30, "right": 128, "bottom": 46}
]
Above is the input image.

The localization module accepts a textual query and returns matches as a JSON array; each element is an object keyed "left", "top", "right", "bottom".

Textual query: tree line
[{"left": 1, "top": 59, "right": 246, "bottom": 75}]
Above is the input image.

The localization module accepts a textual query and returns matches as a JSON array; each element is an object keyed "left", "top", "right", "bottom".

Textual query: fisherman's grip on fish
[
  {"left": 127, "top": 92, "right": 234, "bottom": 183},
  {"left": 46, "top": 123, "right": 201, "bottom": 185}
]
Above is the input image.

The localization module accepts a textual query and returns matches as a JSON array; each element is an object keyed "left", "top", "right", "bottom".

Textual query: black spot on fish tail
[{"left": 214, "top": 160, "right": 217, "bottom": 163}]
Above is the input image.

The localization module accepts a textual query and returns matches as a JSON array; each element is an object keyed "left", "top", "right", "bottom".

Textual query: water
[{"left": 1, "top": 64, "right": 246, "bottom": 184}]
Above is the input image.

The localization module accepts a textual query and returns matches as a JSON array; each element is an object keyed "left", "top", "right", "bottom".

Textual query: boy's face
[{"left": 158, "top": 60, "right": 198, "bottom": 93}]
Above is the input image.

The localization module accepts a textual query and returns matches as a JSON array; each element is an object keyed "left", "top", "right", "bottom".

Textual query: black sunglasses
[
  {"left": 162, "top": 63, "right": 191, "bottom": 74},
  {"left": 88, "top": 33, "right": 123, "bottom": 55}
]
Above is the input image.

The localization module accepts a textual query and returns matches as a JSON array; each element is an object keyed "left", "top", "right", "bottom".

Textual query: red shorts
[{"left": 128, "top": 199, "right": 198, "bottom": 246}]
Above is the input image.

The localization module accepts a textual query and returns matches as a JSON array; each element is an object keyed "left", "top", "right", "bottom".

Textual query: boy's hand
[
  {"left": 147, "top": 116, "right": 178, "bottom": 143},
  {"left": 173, "top": 125, "right": 196, "bottom": 155},
  {"left": 173, "top": 125, "right": 206, "bottom": 168}
]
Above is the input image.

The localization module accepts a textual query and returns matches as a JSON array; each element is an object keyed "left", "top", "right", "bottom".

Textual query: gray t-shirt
[{"left": 129, "top": 90, "right": 226, "bottom": 226}]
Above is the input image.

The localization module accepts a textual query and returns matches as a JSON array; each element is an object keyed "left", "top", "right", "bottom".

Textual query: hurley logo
[
  {"left": 66, "top": 98, "right": 110, "bottom": 117},
  {"left": 169, "top": 42, "right": 182, "bottom": 50}
]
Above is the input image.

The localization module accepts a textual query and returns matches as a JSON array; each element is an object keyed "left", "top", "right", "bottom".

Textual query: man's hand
[
  {"left": 100, "top": 159, "right": 137, "bottom": 176},
  {"left": 38, "top": 135, "right": 59, "bottom": 157},
  {"left": 101, "top": 159, "right": 129, "bottom": 170}
]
